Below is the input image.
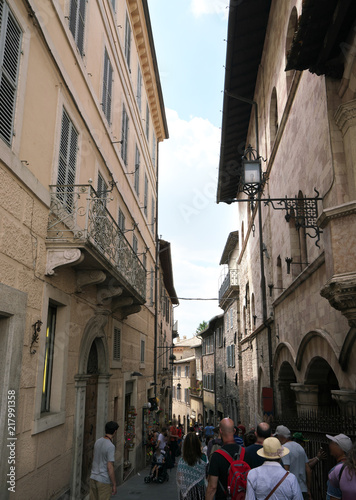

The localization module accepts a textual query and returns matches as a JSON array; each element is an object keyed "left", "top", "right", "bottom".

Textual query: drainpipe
[{"left": 154, "top": 146, "right": 160, "bottom": 400}]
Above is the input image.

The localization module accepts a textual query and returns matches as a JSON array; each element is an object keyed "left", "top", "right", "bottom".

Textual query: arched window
[
  {"left": 269, "top": 87, "right": 278, "bottom": 151},
  {"left": 285, "top": 7, "right": 298, "bottom": 93}
]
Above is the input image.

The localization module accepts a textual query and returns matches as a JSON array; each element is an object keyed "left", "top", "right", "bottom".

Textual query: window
[
  {"left": 145, "top": 103, "right": 150, "bottom": 139},
  {"left": 97, "top": 173, "right": 108, "bottom": 203},
  {"left": 134, "top": 146, "right": 140, "bottom": 194},
  {"left": 217, "top": 326, "right": 223, "bottom": 347},
  {"left": 203, "top": 373, "right": 214, "bottom": 391},
  {"left": 177, "top": 366, "right": 181, "bottom": 377},
  {"left": 151, "top": 196, "right": 155, "bottom": 234},
  {"left": 0, "top": 1, "right": 21, "bottom": 145},
  {"left": 124, "top": 13, "right": 131, "bottom": 68},
  {"left": 185, "top": 365, "right": 190, "bottom": 378},
  {"left": 132, "top": 233, "right": 138, "bottom": 254},
  {"left": 152, "top": 132, "right": 156, "bottom": 166},
  {"left": 270, "top": 87, "right": 278, "bottom": 150},
  {"left": 113, "top": 327, "right": 121, "bottom": 361},
  {"left": 230, "top": 308, "right": 233, "bottom": 330},
  {"left": 144, "top": 174, "right": 148, "bottom": 217},
  {"left": 56, "top": 108, "right": 78, "bottom": 212},
  {"left": 41, "top": 305, "right": 57, "bottom": 413},
  {"left": 177, "top": 385, "right": 181, "bottom": 401},
  {"left": 150, "top": 267, "right": 154, "bottom": 306},
  {"left": 172, "top": 385, "right": 176, "bottom": 399},
  {"left": 227, "top": 345, "right": 235, "bottom": 368},
  {"left": 111, "top": 0, "right": 116, "bottom": 12},
  {"left": 140, "top": 339, "right": 145, "bottom": 363},
  {"left": 102, "top": 48, "right": 113, "bottom": 123},
  {"left": 118, "top": 208, "right": 125, "bottom": 232},
  {"left": 121, "top": 104, "right": 129, "bottom": 164},
  {"left": 137, "top": 64, "right": 142, "bottom": 111},
  {"left": 142, "top": 252, "right": 146, "bottom": 270},
  {"left": 184, "top": 388, "right": 190, "bottom": 404},
  {"left": 69, "top": 0, "right": 86, "bottom": 56}
]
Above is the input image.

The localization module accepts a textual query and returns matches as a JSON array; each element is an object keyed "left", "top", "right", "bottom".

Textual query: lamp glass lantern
[{"left": 243, "top": 160, "right": 261, "bottom": 185}]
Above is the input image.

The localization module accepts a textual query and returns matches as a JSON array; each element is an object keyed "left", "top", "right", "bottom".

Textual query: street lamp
[{"left": 241, "top": 145, "right": 263, "bottom": 199}]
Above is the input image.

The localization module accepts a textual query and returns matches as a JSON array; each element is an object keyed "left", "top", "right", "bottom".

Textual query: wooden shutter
[
  {"left": 0, "top": 1, "right": 22, "bottom": 144},
  {"left": 102, "top": 49, "right": 112, "bottom": 123},
  {"left": 57, "top": 109, "right": 78, "bottom": 210},
  {"left": 113, "top": 327, "right": 121, "bottom": 360}
]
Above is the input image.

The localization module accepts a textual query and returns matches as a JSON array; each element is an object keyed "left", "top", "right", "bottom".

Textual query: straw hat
[{"left": 257, "top": 437, "right": 290, "bottom": 459}]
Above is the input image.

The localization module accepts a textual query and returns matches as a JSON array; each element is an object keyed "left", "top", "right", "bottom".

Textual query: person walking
[
  {"left": 206, "top": 418, "right": 243, "bottom": 500},
  {"left": 246, "top": 437, "right": 303, "bottom": 500},
  {"left": 244, "top": 422, "right": 271, "bottom": 469},
  {"left": 328, "top": 440, "right": 356, "bottom": 500},
  {"left": 90, "top": 421, "right": 119, "bottom": 500},
  {"left": 176, "top": 432, "right": 207, "bottom": 500},
  {"left": 204, "top": 422, "right": 215, "bottom": 440},
  {"left": 326, "top": 433, "right": 353, "bottom": 500},
  {"left": 169, "top": 419, "right": 179, "bottom": 465},
  {"left": 274, "top": 425, "right": 311, "bottom": 499}
]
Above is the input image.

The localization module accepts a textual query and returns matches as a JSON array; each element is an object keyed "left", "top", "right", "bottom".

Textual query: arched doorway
[{"left": 70, "top": 313, "right": 111, "bottom": 499}]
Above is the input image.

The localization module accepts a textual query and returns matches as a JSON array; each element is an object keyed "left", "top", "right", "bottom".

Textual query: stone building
[
  {"left": 0, "top": 0, "right": 173, "bottom": 498},
  {"left": 172, "top": 336, "right": 203, "bottom": 432},
  {"left": 217, "top": 0, "right": 356, "bottom": 428}
]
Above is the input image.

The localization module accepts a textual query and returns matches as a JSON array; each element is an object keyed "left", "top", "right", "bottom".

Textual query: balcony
[
  {"left": 219, "top": 269, "right": 239, "bottom": 307},
  {"left": 46, "top": 185, "right": 146, "bottom": 304}
]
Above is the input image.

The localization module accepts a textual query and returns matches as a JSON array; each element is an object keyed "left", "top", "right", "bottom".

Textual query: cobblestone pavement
[{"left": 113, "top": 464, "right": 178, "bottom": 500}]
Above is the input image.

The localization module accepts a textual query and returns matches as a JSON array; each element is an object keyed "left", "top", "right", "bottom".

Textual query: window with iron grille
[
  {"left": 0, "top": 0, "right": 22, "bottom": 145},
  {"left": 134, "top": 146, "right": 140, "bottom": 194},
  {"left": 145, "top": 103, "right": 150, "bottom": 139},
  {"left": 124, "top": 13, "right": 131, "bottom": 68},
  {"left": 113, "top": 327, "right": 121, "bottom": 361},
  {"left": 121, "top": 104, "right": 129, "bottom": 164},
  {"left": 102, "top": 48, "right": 113, "bottom": 123},
  {"left": 56, "top": 108, "right": 78, "bottom": 212},
  {"left": 140, "top": 339, "right": 145, "bottom": 363},
  {"left": 118, "top": 208, "right": 125, "bottom": 232},
  {"left": 97, "top": 173, "right": 108, "bottom": 204},
  {"left": 144, "top": 174, "right": 148, "bottom": 217},
  {"left": 137, "top": 64, "right": 142, "bottom": 111},
  {"left": 69, "top": 0, "right": 86, "bottom": 56}
]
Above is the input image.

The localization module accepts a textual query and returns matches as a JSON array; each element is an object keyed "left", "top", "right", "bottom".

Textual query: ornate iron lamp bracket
[{"left": 263, "top": 189, "right": 323, "bottom": 247}]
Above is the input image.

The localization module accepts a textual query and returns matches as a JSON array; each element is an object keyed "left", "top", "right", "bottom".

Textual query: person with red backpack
[{"left": 206, "top": 418, "right": 250, "bottom": 500}]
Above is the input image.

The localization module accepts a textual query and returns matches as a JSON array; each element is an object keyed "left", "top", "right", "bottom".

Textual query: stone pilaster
[
  {"left": 320, "top": 272, "right": 356, "bottom": 327},
  {"left": 290, "top": 383, "right": 319, "bottom": 415}
]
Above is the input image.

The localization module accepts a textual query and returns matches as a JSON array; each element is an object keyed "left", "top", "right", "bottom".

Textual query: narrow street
[{"left": 113, "top": 465, "right": 178, "bottom": 500}]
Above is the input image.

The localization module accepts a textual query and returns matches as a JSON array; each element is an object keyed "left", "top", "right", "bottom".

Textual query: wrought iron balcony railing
[
  {"left": 219, "top": 269, "right": 238, "bottom": 301},
  {"left": 47, "top": 184, "right": 146, "bottom": 301}
]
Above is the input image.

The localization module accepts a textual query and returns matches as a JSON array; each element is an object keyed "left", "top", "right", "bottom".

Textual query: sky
[{"left": 148, "top": 0, "right": 237, "bottom": 338}]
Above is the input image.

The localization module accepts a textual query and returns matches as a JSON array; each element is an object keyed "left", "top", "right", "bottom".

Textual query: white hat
[
  {"left": 257, "top": 437, "right": 290, "bottom": 459},
  {"left": 326, "top": 434, "right": 352, "bottom": 453}
]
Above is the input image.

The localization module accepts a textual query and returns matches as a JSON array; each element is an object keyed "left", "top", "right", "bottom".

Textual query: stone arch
[
  {"left": 273, "top": 343, "right": 298, "bottom": 416},
  {"left": 70, "top": 312, "right": 111, "bottom": 499},
  {"left": 304, "top": 357, "right": 340, "bottom": 410},
  {"left": 295, "top": 329, "right": 340, "bottom": 372}
]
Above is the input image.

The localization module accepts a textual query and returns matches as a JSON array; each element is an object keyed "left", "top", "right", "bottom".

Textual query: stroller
[{"left": 144, "top": 450, "right": 169, "bottom": 484}]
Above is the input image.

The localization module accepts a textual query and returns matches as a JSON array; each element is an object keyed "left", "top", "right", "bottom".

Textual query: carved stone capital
[
  {"left": 335, "top": 98, "right": 356, "bottom": 135},
  {"left": 331, "top": 390, "right": 356, "bottom": 415},
  {"left": 290, "top": 383, "right": 319, "bottom": 414},
  {"left": 46, "top": 248, "right": 84, "bottom": 276},
  {"left": 321, "top": 273, "right": 356, "bottom": 327},
  {"left": 76, "top": 270, "right": 106, "bottom": 292}
]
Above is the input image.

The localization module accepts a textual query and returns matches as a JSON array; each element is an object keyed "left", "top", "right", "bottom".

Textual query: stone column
[
  {"left": 70, "top": 374, "right": 91, "bottom": 500},
  {"left": 96, "top": 374, "right": 111, "bottom": 439},
  {"left": 290, "top": 383, "right": 319, "bottom": 415},
  {"left": 331, "top": 389, "right": 356, "bottom": 415}
]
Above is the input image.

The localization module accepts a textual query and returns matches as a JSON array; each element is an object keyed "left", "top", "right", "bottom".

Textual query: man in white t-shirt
[
  {"left": 90, "top": 421, "right": 119, "bottom": 500},
  {"left": 274, "top": 425, "right": 311, "bottom": 499},
  {"left": 157, "top": 426, "right": 168, "bottom": 451}
]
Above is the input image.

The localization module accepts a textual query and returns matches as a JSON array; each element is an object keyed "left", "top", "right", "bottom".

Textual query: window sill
[{"left": 32, "top": 411, "right": 66, "bottom": 435}]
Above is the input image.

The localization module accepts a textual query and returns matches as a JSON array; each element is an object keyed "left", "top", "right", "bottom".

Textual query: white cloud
[
  {"left": 158, "top": 109, "right": 236, "bottom": 338},
  {"left": 190, "top": 0, "right": 229, "bottom": 18}
]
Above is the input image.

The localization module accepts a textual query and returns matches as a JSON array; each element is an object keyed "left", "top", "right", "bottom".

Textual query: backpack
[{"left": 215, "top": 447, "right": 250, "bottom": 500}]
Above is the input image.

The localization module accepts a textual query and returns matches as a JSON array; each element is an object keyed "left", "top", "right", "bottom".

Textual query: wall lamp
[
  {"left": 30, "top": 320, "right": 43, "bottom": 354},
  {"left": 223, "top": 145, "right": 323, "bottom": 247}
]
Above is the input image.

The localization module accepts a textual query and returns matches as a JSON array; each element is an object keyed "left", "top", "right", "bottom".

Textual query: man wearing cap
[
  {"left": 326, "top": 433, "right": 353, "bottom": 500},
  {"left": 274, "top": 425, "right": 311, "bottom": 499},
  {"left": 90, "top": 421, "right": 119, "bottom": 500},
  {"left": 246, "top": 437, "right": 303, "bottom": 499}
]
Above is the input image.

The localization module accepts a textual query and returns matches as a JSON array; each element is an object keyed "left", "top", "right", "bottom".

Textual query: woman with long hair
[
  {"left": 329, "top": 441, "right": 356, "bottom": 500},
  {"left": 176, "top": 432, "right": 207, "bottom": 500}
]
